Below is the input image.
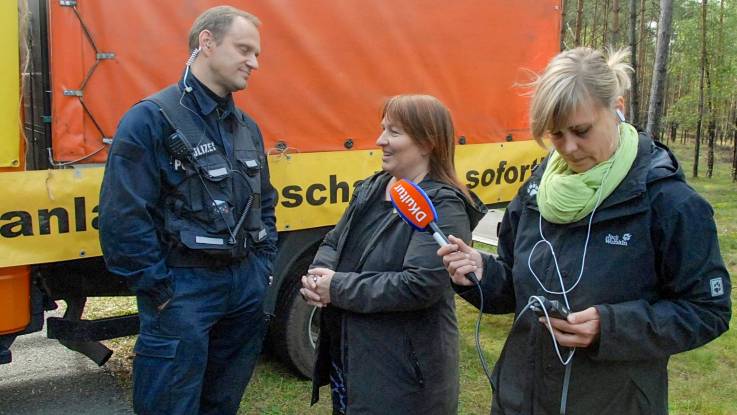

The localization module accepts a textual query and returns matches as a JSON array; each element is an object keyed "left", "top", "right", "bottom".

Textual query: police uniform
[{"left": 99, "top": 75, "right": 277, "bottom": 415}]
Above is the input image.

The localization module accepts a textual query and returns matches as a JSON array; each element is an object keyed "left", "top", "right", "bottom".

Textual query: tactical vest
[{"left": 145, "top": 85, "right": 268, "bottom": 266}]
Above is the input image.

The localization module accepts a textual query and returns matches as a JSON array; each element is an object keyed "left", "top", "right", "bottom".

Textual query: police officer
[{"left": 99, "top": 6, "right": 276, "bottom": 415}]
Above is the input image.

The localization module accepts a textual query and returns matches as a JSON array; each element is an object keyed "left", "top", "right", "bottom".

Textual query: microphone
[{"left": 389, "top": 179, "right": 480, "bottom": 285}]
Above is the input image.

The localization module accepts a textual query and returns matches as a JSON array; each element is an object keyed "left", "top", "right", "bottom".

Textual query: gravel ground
[{"left": 0, "top": 309, "right": 133, "bottom": 415}]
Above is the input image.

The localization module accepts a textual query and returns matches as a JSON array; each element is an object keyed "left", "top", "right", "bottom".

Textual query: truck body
[{"left": 2, "top": 0, "right": 559, "bottom": 377}]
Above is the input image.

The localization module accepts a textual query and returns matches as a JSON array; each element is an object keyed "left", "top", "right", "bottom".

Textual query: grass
[
  {"left": 85, "top": 140, "right": 737, "bottom": 414},
  {"left": 662, "top": 141, "right": 737, "bottom": 415}
]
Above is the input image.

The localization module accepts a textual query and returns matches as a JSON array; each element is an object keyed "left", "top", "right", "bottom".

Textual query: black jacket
[
  {"left": 311, "top": 172, "right": 486, "bottom": 414},
  {"left": 458, "top": 134, "right": 731, "bottom": 414}
]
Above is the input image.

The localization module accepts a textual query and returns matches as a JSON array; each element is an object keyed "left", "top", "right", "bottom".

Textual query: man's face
[{"left": 208, "top": 17, "right": 260, "bottom": 95}]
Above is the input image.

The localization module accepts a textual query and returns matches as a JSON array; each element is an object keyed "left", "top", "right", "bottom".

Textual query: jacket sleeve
[
  {"left": 329, "top": 193, "right": 473, "bottom": 313},
  {"left": 99, "top": 102, "right": 173, "bottom": 306},
  {"left": 591, "top": 190, "right": 731, "bottom": 361},
  {"left": 310, "top": 181, "right": 365, "bottom": 270},
  {"left": 311, "top": 222, "right": 341, "bottom": 270},
  {"left": 250, "top": 120, "right": 278, "bottom": 265},
  {"left": 455, "top": 195, "right": 520, "bottom": 314}
]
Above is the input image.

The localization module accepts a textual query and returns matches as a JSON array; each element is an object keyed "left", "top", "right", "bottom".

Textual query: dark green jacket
[{"left": 311, "top": 172, "right": 486, "bottom": 414}]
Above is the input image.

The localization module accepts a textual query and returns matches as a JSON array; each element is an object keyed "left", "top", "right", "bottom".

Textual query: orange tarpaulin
[{"left": 49, "top": 0, "right": 560, "bottom": 162}]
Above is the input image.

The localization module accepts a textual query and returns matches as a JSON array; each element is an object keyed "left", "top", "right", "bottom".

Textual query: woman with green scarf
[{"left": 439, "top": 47, "right": 731, "bottom": 415}]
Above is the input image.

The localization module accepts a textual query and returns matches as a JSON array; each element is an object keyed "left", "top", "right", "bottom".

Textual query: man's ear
[{"left": 198, "top": 30, "right": 215, "bottom": 54}]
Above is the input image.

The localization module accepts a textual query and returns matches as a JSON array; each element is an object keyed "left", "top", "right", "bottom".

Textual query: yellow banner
[
  {"left": 0, "top": 141, "right": 546, "bottom": 267},
  {"left": 1, "top": 168, "right": 104, "bottom": 267},
  {"left": 0, "top": 1, "right": 20, "bottom": 167},
  {"left": 271, "top": 141, "right": 548, "bottom": 231}
]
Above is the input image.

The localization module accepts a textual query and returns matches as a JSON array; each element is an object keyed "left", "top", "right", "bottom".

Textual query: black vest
[{"left": 145, "top": 85, "right": 266, "bottom": 266}]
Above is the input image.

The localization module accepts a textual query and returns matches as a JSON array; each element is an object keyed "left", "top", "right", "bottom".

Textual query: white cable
[
  {"left": 518, "top": 296, "right": 576, "bottom": 365},
  {"left": 527, "top": 146, "right": 616, "bottom": 309}
]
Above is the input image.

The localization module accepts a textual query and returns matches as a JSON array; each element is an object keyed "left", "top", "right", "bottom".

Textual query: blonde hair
[
  {"left": 382, "top": 95, "right": 472, "bottom": 201},
  {"left": 188, "top": 6, "right": 261, "bottom": 52},
  {"left": 529, "top": 47, "right": 633, "bottom": 145}
]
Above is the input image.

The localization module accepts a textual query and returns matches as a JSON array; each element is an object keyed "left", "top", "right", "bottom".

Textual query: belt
[{"left": 166, "top": 247, "right": 247, "bottom": 268}]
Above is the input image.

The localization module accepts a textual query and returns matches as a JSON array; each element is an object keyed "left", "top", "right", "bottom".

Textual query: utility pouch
[{"left": 240, "top": 158, "right": 260, "bottom": 177}]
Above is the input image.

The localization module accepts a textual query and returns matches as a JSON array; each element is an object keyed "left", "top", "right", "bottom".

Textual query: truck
[{"left": 1, "top": 0, "right": 559, "bottom": 379}]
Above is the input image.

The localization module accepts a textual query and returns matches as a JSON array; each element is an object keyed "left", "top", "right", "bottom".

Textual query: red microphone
[{"left": 389, "top": 179, "right": 479, "bottom": 285}]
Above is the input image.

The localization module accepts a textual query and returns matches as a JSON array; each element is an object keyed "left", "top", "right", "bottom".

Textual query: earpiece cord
[
  {"left": 527, "top": 161, "right": 614, "bottom": 306},
  {"left": 516, "top": 148, "right": 617, "bottom": 415},
  {"left": 176, "top": 46, "right": 257, "bottom": 246}
]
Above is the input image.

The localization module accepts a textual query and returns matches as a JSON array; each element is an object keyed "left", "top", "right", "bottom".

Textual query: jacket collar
[
  {"left": 178, "top": 74, "right": 237, "bottom": 120},
  {"left": 346, "top": 172, "right": 487, "bottom": 268},
  {"left": 523, "top": 133, "right": 680, "bottom": 227}
]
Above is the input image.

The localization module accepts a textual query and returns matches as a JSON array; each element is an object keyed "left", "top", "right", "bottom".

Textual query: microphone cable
[{"left": 469, "top": 272, "right": 495, "bottom": 409}]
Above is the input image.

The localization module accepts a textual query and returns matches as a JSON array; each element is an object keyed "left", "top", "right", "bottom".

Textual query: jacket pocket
[
  {"left": 407, "top": 338, "right": 425, "bottom": 388},
  {"left": 132, "top": 333, "right": 180, "bottom": 414}
]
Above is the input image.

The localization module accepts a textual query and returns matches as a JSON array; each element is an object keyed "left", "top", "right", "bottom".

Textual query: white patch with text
[{"left": 605, "top": 233, "right": 631, "bottom": 246}]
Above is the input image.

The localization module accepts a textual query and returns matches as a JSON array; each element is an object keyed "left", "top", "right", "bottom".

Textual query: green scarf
[{"left": 537, "top": 122, "right": 639, "bottom": 224}]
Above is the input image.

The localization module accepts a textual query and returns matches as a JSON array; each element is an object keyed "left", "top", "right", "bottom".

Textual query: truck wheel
[{"left": 271, "top": 267, "right": 321, "bottom": 379}]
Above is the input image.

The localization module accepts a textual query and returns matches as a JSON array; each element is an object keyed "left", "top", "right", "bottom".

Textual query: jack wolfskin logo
[
  {"left": 605, "top": 233, "right": 631, "bottom": 246},
  {"left": 527, "top": 182, "right": 539, "bottom": 197},
  {"left": 710, "top": 277, "right": 724, "bottom": 297}
]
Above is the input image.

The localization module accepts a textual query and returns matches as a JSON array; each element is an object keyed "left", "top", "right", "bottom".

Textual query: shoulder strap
[{"left": 144, "top": 85, "right": 203, "bottom": 143}]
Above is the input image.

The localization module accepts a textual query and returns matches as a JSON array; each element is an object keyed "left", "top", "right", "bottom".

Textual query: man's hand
[
  {"left": 540, "top": 306, "right": 601, "bottom": 348},
  {"left": 436, "top": 235, "right": 483, "bottom": 286}
]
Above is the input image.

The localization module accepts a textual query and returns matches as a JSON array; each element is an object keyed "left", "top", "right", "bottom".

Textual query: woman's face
[
  {"left": 549, "top": 100, "right": 621, "bottom": 173},
  {"left": 376, "top": 117, "right": 430, "bottom": 180}
]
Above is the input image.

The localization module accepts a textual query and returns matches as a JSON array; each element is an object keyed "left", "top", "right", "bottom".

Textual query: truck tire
[{"left": 271, "top": 259, "right": 321, "bottom": 379}]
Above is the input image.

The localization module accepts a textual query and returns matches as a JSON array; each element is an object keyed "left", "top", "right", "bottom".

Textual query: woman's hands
[
  {"left": 541, "top": 306, "right": 601, "bottom": 348},
  {"left": 300, "top": 267, "right": 335, "bottom": 307},
  {"left": 436, "top": 235, "right": 484, "bottom": 286}
]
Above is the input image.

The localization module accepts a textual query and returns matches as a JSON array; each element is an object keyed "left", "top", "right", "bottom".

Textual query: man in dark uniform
[{"left": 98, "top": 6, "right": 276, "bottom": 414}]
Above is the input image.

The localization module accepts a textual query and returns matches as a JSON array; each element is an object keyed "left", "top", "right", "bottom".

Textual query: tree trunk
[
  {"left": 706, "top": 53, "right": 715, "bottom": 178},
  {"left": 668, "top": 122, "right": 677, "bottom": 145},
  {"left": 708, "top": 121, "right": 716, "bottom": 178},
  {"left": 628, "top": 0, "right": 639, "bottom": 125},
  {"left": 603, "top": 0, "right": 612, "bottom": 48},
  {"left": 592, "top": 0, "right": 600, "bottom": 48},
  {"left": 645, "top": 0, "right": 673, "bottom": 141},
  {"left": 637, "top": 0, "right": 647, "bottom": 123},
  {"left": 732, "top": 110, "right": 737, "bottom": 182},
  {"left": 693, "top": 0, "right": 707, "bottom": 179},
  {"left": 611, "top": 0, "right": 620, "bottom": 45},
  {"left": 561, "top": 0, "right": 567, "bottom": 50},
  {"left": 575, "top": 0, "right": 585, "bottom": 46}
]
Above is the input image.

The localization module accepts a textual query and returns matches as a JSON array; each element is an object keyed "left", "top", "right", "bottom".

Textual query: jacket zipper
[{"left": 408, "top": 339, "right": 425, "bottom": 387}]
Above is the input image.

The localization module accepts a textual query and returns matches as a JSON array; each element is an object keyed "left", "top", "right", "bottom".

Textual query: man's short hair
[{"left": 188, "top": 6, "right": 261, "bottom": 51}]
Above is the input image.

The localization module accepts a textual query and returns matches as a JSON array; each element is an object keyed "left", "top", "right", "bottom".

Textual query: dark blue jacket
[
  {"left": 99, "top": 78, "right": 277, "bottom": 306},
  {"left": 459, "top": 134, "right": 731, "bottom": 414}
]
